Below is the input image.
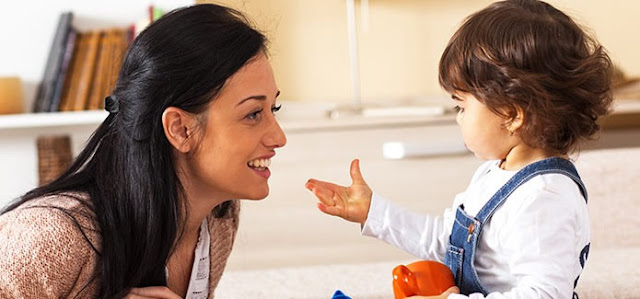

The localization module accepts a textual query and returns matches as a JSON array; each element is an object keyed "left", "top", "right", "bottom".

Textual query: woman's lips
[
  {"left": 250, "top": 166, "right": 271, "bottom": 179},
  {"left": 247, "top": 156, "right": 273, "bottom": 179}
]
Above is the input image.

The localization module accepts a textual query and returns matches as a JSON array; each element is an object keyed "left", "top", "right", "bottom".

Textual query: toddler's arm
[{"left": 306, "top": 159, "right": 450, "bottom": 262}]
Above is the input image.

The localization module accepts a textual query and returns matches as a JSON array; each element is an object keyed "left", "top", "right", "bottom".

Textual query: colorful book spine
[{"left": 33, "top": 12, "right": 73, "bottom": 113}]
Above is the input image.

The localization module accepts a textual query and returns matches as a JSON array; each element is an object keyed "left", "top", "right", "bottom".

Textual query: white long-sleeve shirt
[{"left": 362, "top": 160, "right": 590, "bottom": 299}]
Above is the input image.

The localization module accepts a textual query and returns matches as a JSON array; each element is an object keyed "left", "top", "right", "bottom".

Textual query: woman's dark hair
[
  {"left": 2, "top": 4, "right": 266, "bottom": 297},
  {"left": 439, "top": 0, "right": 613, "bottom": 155}
]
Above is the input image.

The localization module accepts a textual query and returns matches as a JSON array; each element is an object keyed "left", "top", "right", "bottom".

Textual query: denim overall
[{"left": 444, "top": 157, "right": 590, "bottom": 297}]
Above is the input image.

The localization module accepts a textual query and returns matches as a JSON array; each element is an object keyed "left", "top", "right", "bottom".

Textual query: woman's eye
[
  {"left": 246, "top": 109, "right": 263, "bottom": 120},
  {"left": 271, "top": 104, "right": 282, "bottom": 114},
  {"left": 453, "top": 106, "right": 464, "bottom": 113}
]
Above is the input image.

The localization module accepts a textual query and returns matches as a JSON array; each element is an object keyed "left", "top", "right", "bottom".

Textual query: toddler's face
[{"left": 451, "top": 92, "right": 514, "bottom": 161}]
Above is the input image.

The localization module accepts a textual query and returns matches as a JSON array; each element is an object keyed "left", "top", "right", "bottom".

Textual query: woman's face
[{"left": 185, "top": 54, "right": 286, "bottom": 201}]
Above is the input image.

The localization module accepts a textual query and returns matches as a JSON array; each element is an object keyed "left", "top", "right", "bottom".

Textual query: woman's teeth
[{"left": 248, "top": 158, "right": 271, "bottom": 169}]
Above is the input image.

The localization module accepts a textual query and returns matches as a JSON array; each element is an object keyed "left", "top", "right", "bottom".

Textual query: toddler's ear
[
  {"left": 162, "top": 107, "right": 198, "bottom": 153},
  {"left": 507, "top": 105, "right": 525, "bottom": 133}
]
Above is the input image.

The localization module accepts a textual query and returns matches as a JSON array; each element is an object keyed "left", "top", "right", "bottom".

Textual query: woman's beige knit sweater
[{"left": 0, "top": 195, "right": 239, "bottom": 298}]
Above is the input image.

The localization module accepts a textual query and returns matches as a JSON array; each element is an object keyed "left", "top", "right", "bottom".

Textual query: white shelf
[{"left": 0, "top": 110, "right": 108, "bottom": 130}]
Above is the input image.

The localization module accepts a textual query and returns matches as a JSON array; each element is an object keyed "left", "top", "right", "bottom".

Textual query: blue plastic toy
[{"left": 332, "top": 289, "right": 352, "bottom": 299}]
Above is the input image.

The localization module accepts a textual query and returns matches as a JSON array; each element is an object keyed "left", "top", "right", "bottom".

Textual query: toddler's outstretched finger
[{"left": 306, "top": 180, "right": 336, "bottom": 206}]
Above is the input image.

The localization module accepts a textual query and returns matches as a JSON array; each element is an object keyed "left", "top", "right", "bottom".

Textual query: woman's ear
[{"left": 162, "top": 107, "right": 197, "bottom": 153}]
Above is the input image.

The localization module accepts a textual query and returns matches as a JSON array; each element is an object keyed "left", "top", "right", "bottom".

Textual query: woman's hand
[
  {"left": 124, "top": 286, "right": 182, "bottom": 299},
  {"left": 405, "top": 286, "right": 460, "bottom": 299},
  {"left": 305, "top": 159, "right": 373, "bottom": 225}
]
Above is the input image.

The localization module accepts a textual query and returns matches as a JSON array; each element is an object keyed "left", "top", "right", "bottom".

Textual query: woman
[{"left": 0, "top": 4, "right": 286, "bottom": 298}]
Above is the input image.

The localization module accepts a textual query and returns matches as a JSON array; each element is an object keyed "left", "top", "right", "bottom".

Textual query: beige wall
[{"left": 201, "top": 0, "right": 639, "bottom": 104}]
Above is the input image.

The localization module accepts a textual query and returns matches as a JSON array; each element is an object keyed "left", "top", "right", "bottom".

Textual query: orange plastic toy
[{"left": 392, "top": 260, "right": 456, "bottom": 298}]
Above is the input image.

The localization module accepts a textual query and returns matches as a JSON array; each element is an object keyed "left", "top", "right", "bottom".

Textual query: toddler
[{"left": 305, "top": 0, "right": 612, "bottom": 298}]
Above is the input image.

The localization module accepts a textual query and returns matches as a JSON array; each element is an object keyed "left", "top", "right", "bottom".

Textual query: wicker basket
[{"left": 36, "top": 135, "right": 73, "bottom": 186}]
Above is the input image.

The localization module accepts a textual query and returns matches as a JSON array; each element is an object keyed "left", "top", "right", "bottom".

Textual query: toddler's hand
[{"left": 305, "top": 159, "right": 372, "bottom": 225}]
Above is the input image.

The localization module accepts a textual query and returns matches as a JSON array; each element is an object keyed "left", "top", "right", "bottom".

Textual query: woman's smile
[{"left": 247, "top": 155, "right": 274, "bottom": 179}]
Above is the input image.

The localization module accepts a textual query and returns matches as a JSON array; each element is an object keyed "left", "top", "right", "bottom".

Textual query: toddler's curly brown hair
[{"left": 439, "top": 0, "right": 613, "bottom": 155}]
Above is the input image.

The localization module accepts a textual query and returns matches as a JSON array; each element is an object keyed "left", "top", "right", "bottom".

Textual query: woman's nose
[{"left": 265, "top": 118, "right": 287, "bottom": 148}]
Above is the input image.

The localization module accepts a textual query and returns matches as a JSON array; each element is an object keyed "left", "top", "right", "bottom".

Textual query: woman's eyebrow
[
  {"left": 237, "top": 95, "right": 266, "bottom": 106},
  {"left": 237, "top": 91, "right": 280, "bottom": 106}
]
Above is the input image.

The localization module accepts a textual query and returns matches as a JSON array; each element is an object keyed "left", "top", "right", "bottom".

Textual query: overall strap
[{"left": 475, "top": 157, "right": 587, "bottom": 229}]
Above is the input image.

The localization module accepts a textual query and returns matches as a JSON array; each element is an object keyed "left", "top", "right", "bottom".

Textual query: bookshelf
[{"left": 0, "top": 0, "right": 193, "bottom": 208}]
